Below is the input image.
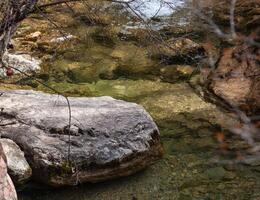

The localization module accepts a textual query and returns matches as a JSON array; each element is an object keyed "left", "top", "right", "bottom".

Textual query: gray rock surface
[
  {"left": 1, "top": 53, "right": 41, "bottom": 76},
  {"left": 0, "top": 90, "right": 163, "bottom": 187},
  {"left": 0, "top": 139, "right": 32, "bottom": 185}
]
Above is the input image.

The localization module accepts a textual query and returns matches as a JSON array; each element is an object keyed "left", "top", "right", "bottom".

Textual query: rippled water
[{"left": 124, "top": 0, "right": 185, "bottom": 18}]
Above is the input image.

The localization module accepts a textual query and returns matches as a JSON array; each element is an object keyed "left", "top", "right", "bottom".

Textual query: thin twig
[{"left": 2, "top": 64, "right": 72, "bottom": 163}]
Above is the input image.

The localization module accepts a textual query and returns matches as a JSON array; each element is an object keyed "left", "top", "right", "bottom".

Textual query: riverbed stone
[
  {"left": 0, "top": 139, "right": 32, "bottom": 185},
  {"left": 110, "top": 43, "right": 155, "bottom": 75},
  {"left": 160, "top": 65, "right": 194, "bottom": 82},
  {"left": 0, "top": 90, "right": 163, "bottom": 187}
]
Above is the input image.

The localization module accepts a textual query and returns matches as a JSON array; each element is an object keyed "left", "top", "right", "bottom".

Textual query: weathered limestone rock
[
  {"left": 0, "top": 90, "right": 163, "bottom": 187},
  {"left": 1, "top": 53, "right": 41, "bottom": 76},
  {"left": 207, "top": 44, "right": 260, "bottom": 115},
  {"left": 0, "top": 139, "right": 32, "bottom": 185},
  {"left": 0, "top": 143, "right": 17, "bottom": 200}
]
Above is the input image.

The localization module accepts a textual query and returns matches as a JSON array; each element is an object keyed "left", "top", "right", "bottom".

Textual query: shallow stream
[{"left": 12, "top": 0, "right": 260, "bottom": 199}]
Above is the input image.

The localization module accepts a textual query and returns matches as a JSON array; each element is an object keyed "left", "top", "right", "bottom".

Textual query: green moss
[
  {"left": 36, "top": 81, "right": 93, "bottom": 97},
  {"left": 47, "top": 161, "right": 73, "bottom": 185},
  {"left": 0, "top": 83, "right": 32, "bottom": 90},
  {"left": 91, "top": 26, "right": 119, "bottom": 47},
  {"left": 60, "top": 161, "right": 73, "bottom": 175}
]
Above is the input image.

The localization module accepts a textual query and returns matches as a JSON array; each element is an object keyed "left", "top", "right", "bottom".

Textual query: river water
[
  {"left": 123, "top": 0, "right": 185, "bottom": 18},
  {"left": 15, "top": 0, "right": 260, "bottom": 199}
]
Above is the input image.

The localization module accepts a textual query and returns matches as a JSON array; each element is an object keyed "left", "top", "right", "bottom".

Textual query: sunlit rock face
[
  {"left": 0, "top": 90, "right": 163, "bottom": 187},
  {"left": 0, "top": 139, "right": 32, "bottom": 185},
  {"left": 207, "top": 45, "right": 260, "bottom": 115},
  {"left": 1, "top": 53, "right": 41, "bottom": 76}
]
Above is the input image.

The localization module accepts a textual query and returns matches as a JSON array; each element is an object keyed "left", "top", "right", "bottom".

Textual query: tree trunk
[{"left": 0, "top": 0, "right": 39, "bottom": 63}]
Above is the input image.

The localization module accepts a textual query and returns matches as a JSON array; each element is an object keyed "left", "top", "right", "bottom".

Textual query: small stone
[
  {"left": 160, "top": 65, "right": 194, "bottom": 83},
  {"left": 25, "top": 31, "right": 42, "bottom": 42}
]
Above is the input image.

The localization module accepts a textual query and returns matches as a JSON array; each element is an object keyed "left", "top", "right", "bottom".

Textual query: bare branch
[{"left": 230, "top": 0, "right": 237, "bottom": 39}]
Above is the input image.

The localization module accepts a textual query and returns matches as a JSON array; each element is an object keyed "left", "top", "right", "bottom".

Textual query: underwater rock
[
  {"left": 204, "top": 167, "right": 227, "bottom": 180},
  {"left": 0, "top": 143, "right": 17, "bottom": 200},
  {"left": 149, "top": 38, "right": 205, "bottom": 64},
  {"left": 160, "top": 65, "right": 194, "bottom": 83},
  {"left": 110, "top": 43, "right": 155, "bottom": 75},
  {"left": 0, "top": 139, "right": 32, "bottom": 185},
  {"left": 0, "top": 90, "right": 163, "bottom": 187}
]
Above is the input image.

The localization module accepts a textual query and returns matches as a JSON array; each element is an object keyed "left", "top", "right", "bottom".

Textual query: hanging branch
[
  {"left": 1, "top": 63, "right": 73, "bottom": 163},
  {"left": 230, "top": 0, "right": 237, "bottom": 39}
]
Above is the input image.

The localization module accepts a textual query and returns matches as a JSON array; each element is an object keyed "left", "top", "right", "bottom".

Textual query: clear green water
[
  {"left": 18, "top": 134, "right": 260, "bottom": 200},
  {"left": 16, "top": 2, "right": 260, "bottom": 199}
]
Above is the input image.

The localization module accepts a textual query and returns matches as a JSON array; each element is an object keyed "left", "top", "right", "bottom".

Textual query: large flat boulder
[{"left": 0, "top": 90, "right": 163, "bottom": 187}]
